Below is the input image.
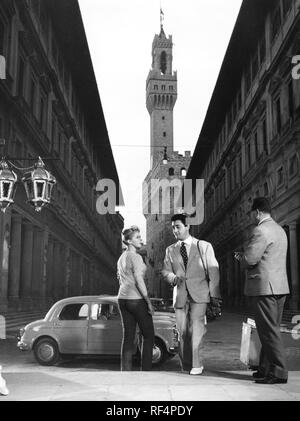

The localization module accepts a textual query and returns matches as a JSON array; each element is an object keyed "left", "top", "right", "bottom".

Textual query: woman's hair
[{"left": 122, "top": 225, "right": 140, "bottom": 246}]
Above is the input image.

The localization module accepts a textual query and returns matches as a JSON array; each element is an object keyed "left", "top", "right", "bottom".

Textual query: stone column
[
  {"left": 0, "top": 214, "right": 11, "bottom": 312},
  {"left": 20, "top": 221, "right": 34, "bottom": 301},
  {"left": 32, "top": 227, "right": 48, "bottom": 306},
  {"left": 8, "top": 215, "right": 22, "bottom": 303},
  {"left": 46, "top": 236, "right": 54, "bottom": 301},
  {"left": 53, "top": 240, "right": 61, "bottom": 299},
  {"left": 64, "top": 245, "right": 71, "bottom": 297},
  {"left": 289, "top": 223, "right": 299, "bottom": 310}
]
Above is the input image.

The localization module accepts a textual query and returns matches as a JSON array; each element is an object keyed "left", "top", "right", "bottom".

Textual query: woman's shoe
[{"left": 0, "top": 367, "right": 9, "bottom": 396}]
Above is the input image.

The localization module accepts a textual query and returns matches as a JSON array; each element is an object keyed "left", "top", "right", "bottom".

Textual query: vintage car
[{"left": 17, "top": 295, "right": 179, "bottom": 366}]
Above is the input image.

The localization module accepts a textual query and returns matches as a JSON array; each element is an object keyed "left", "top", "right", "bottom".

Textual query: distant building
[
  {"left": 143, "top": 22, "right": 191, "bottom": 298},
  {"left": 187, "top": 0, "right": 300, "bottom": 311},
  {"left": 0, "top": 0, "right": 124, "bottom": 312}
]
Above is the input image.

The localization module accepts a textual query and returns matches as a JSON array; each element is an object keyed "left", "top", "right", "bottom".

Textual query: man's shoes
[
  {"left": 190, "top": 366, "right": 204, "bottom": 375},
  {"left": 252, "top": 370, "right": 265, "bottom": 379},
  {"left": 0, "top": 376, "right": 9, "bottom": 396},
  {"left": 255, "top": 376, "right": 288, "bottom": 384}
]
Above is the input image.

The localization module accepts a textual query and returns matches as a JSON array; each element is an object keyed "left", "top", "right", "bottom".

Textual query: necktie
[{"left": 180, "top": 242, "right": 188, "bottom": 270}]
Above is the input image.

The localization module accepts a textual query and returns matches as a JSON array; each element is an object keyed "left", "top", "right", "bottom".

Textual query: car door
[
  {"left": 54, "top": 302, "right": 89, "bottom": 353},
  {"left": 87, "top": 302, "right": 123, "bottom": 354}
]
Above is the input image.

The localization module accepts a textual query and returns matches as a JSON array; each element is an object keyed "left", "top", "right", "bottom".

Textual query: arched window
[
  {"left": 160, "top": 51, "right": 167, "bottom": 74},
  {"left": 169, "top": 168, "right": 174, "bottom": 176},
  {"left": 180, "top": 168, "right": 187, "bottom": 177}
]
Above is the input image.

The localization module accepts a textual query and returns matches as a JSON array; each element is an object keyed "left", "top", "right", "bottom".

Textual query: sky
[{"left": 79, "top": 0, "right": 243, "bottom": 241}]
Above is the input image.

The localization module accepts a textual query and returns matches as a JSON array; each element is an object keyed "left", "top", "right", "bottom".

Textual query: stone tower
[
  {"left": 146, "top": 23, "right": 177, "bottom": 169},
  {"left": 144, "top": 20, "right": 191, "bottom": 299}
]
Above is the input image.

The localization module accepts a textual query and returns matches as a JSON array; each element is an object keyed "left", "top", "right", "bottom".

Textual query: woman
[{"left": 117, "top": 226, "right": 154, "bottom": 371}]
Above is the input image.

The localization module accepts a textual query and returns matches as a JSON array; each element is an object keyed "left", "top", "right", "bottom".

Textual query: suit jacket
[
  {"left": 162, "top": 237, "right": 221, "bottom": 308},
  {"left": 242, "top": 217, "right": 290, "bottom": 296}
]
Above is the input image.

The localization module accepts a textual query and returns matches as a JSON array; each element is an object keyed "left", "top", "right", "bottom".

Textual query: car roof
[{"left": 54, "top": 295, "right": 118, "bottom": 306}]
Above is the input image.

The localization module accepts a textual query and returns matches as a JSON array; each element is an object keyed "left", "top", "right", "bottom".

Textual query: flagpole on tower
[{"left": 160, "top": 1, "right": 164, "bottom": 29}]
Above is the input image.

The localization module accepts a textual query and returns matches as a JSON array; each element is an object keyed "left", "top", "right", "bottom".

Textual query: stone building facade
[
  {"left": 187, "top": 0, "right": 300, "bottom": 311},
  {"left": 0, "top": 0, "right": 124, "bottom": 313},
  {"left": 144, "top": 23, "right": 191, "bottom": 298}
]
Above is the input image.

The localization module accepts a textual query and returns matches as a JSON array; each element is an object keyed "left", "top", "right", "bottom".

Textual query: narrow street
[{"left": 1, "top": 312, "right": 299, "bottom": 401}]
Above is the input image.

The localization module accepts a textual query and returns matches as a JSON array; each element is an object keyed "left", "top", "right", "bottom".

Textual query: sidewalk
[{"left": 1, "top": 312, "right": 300, "bottom": 401}]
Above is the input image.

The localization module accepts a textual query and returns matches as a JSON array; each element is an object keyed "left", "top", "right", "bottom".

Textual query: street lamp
[
  {"left": 0, "top": 159, "right": 17, "bottom": 213},
  {"left": 22, "top": 157, "right": 56, "bottom": 212},
  {"left": 0, "top": 139, "right": 57, "bottom": 213}
]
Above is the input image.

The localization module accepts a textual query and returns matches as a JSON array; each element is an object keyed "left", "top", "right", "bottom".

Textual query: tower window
[
  {"left": 160, "top": 51, "right": 167, "bottom": 74},
  {"left": 162, "top": 85, "right": 166, "bottom": 91},
  {"left": 169, "top": 168, "right": 174, "bottom": 176},
  {"left": 162, "top": 116, "right": 165, "bottom": 120},
  {"left": 181, "top": 168, "right": 187, "bottom": 177},
  {"left": 169, "top": 86, "right": 173, "bottom": 91},
  {"left": 163, "top": 132, "right": 166, "bottom": 137},
  {"left": 154, "top": 85, "right": 158, "bottom": 90}
]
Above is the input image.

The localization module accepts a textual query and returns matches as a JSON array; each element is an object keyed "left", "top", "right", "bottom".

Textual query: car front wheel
[
  {"left": 33, "top": 338, "right": 60, "bottom": 366},
  {"left": 152, "top": 338, "right": 168, "bottom": 366}
]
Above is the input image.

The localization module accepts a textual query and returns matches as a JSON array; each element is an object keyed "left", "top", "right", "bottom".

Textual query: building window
[
  {"left": 254, "top": 131, "right": 259, "bottom": 159},
  {"left": 264, "top": 182, "right": 269, "bottom": 196},
  {"left": 163, "top": 131, "right": 166, "bottom": 137},
  {"left": 275, "top": 97, "right": 282, "bottom": 134},
  {"left": 160, "top": 51, "right": 167, "bottom": 74},
  {"left": 0, "top": 19, "right": 5, "bottom": 55},
  {"left": 162, "top": 85, "right": 166, "bottom": 91},
  {"left": 288, "top": 81, "right": 294, "bottom": 119},
  {"left": 289, "top": 155, "right": 298, "bottom": 177},
  {"left": 282, "top": 0, "right": 292, "bottom": 17},
  {"left": 259, "top": 32, "right": 266, "bottom": 65},
  {"left": 17, "top": 56, "right": 25, "bottom": 97},
  {"left": 245, "top": 65, "right": 252, "bottom": 95},
  {"left": 180, "top": 168, "right": 187, "bottom": 177},
  {"left": 154, "top": 85, "right": 158, "bottom": 90},
  {"left": 252, "top": 52, "right": 259, "bottom": 81},
  {"left": 169, "top": 86, "right": 173, "bottom": 91},
  {"left": 262, "top": 118, "right": 268, "bottom": 153},
  {"left": 29, "top": 77, "right": 37, "bottom": 114},
  {"left": 162, "top": 116, "right": 165, "bottom": 120},
  {"left": 169, "top": 168, "right": 174, "bottom": 176},
  {"left": 271, "top": 3, "right": 282, "bottom": 42},
  {"left": 246, "top": 141, "right": 251, "bottom": 169},
  {"left": 39, "top": 88, "right": 47, "bottom": 132},
  {"left": 277, "top": 167, "right": 284, "bottom": 186}
]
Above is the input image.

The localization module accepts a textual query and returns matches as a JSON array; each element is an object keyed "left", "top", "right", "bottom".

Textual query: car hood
[
  {"left": 153, "top": 312, "right": 176, "bottom": 324},
  {"left": 23, "top": 319, "right": 46, "bottom": 330}
]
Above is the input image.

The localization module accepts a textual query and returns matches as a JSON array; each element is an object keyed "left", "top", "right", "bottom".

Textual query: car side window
[
  {"left": 90, "top": 303, "right": 110, "bottom": 321},
  {"left": 59, "top": 303, "right": 89, "bottom": 320},
  {"left": 109, "top": 304, "right": 120, "bottom": 320}
]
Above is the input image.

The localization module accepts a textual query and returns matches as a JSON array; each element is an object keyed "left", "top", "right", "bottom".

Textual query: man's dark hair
[
  {"left": 171, "top": 213, "right": 188, "bottom": 226},
  {"left": 251, "top": 197, "right": 272, "bottom": 214}
]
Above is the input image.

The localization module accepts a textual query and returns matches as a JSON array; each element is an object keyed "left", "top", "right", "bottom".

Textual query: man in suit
[
  {"left": 162, "top": 213, "right": 221, "bottom": 375},
  {"left": 235, "top": 197, "right": 290, "bottom": 384}
]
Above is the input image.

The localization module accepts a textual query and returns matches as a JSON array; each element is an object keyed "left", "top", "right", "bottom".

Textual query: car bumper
[{"left": 17, "top": 340, "right": 31, "bottom": 351}]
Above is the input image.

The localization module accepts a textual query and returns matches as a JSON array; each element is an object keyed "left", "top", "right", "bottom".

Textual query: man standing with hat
[{"left": 235, "top": 197, "right": 289, "bottom": 384}]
